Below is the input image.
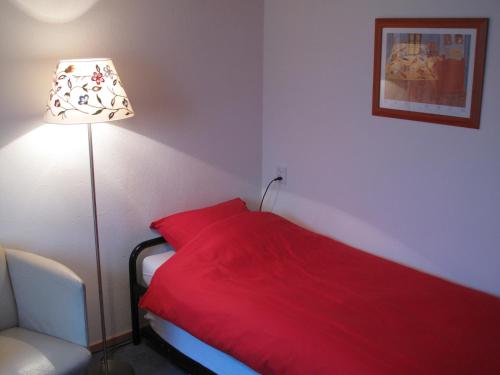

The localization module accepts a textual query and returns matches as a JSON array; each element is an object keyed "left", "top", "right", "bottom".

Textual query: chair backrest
[{"left": 0, "top": 246, "right": 18, "bottom": 330}]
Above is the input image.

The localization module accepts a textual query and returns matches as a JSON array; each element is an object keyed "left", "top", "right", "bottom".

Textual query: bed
[{"left": 130, "top": 206, "right": 500, "bottom": 375}]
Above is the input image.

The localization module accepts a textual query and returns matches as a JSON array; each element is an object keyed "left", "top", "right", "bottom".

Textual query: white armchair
[{"left": 0, "top": 245, "right": 90, "bottom": 375}]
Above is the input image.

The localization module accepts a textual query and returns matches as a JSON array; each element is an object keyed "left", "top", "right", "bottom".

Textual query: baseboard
[{"left": 89, "top": 330, "right": 133, "bottom": 353}]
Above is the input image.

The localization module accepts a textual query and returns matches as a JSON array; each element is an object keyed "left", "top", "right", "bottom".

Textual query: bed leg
[
  {"left": 129, "top": 244, "right": 142, "bottom": 345},
  {"left": 129, "top": 237, "right": 166, "bottom": 346},
  {"left": 131, "top": 285, "right": 141, "bottom": 345}
]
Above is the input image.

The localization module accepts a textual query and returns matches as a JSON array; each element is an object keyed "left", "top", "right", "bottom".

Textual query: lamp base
[{"left": 91, "top": 359, "right": 135, "bottom": 375}]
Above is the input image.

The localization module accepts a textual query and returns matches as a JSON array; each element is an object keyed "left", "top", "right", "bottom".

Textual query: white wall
[
  {"left": 0, "top": 0, "right": 263, "bottom": 343},
  {"left": 263, "top": 0, "right": 500, "bottom": 296}
]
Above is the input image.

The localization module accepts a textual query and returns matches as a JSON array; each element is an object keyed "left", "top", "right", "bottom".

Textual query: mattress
[{"left": 141, "top": 252, "right": 257, "bottom": 375}]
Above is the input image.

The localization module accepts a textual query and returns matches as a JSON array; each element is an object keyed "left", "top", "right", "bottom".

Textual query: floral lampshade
[{"left": 44, "top": 58, "right": 134, "bottom": 124}]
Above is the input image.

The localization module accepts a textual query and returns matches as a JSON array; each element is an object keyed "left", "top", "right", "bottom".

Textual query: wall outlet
[{"left": 276, "top": 166, "right": 287, "bottom": 185}]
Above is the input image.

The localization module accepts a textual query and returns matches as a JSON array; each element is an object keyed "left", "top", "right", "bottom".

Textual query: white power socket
[{"left": 276, "top": 166, "right": 287, "bottom": 185}]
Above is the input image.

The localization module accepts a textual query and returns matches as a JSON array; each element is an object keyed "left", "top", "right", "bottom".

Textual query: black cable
[{"left": 259, "top": 176, "right": 283, "bottom": 212}]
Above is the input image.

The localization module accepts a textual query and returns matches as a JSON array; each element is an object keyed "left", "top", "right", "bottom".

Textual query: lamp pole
[
  {"left": 87, "top": 123, "right": 109, "bottom": 374},
  {"left": 88, "top": 123, "right": 134, "bottom": 375}
]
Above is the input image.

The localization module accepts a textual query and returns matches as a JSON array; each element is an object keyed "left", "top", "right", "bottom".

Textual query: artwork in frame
[{"left": 372, "top": 18, "right": 488, "bottom": 129}]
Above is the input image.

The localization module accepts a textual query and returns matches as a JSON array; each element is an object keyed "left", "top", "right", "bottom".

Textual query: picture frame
[{"left": 372, "top": 18, "right": 488, "bottom": 129}]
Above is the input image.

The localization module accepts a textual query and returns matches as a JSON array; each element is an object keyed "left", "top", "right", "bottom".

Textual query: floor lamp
[{"left": 44, "top": 58, "right": 135, "bottom": 375}]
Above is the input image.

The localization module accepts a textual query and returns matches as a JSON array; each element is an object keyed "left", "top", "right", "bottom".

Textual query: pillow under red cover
[{"left": 150, "top": 198, "right": 248, "bottom": 250}]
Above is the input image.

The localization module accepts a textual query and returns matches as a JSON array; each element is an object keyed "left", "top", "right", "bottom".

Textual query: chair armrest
[{"left": 5, "top": 249, "right": 89, "bottom": 347}]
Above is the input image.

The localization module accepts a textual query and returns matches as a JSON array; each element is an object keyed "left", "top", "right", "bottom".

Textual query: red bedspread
[{"left": 140, "top": 212, "right": 500, "bottom": 374}]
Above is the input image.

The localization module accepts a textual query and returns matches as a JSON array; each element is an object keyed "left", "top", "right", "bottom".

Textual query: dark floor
[{"left": 90, "top": 339, "right": 188, "bottom": 375}]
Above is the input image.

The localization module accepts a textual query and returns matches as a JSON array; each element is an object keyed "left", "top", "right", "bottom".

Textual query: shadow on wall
[
  {"left": 264, "top": 184, "right": 500, "bottom": 296},
  {"left": 0, "top": 58, "right": 62, "bottom": 149},
  {"left": 263, "top": 187, "right": 447, "bottom": 278}
]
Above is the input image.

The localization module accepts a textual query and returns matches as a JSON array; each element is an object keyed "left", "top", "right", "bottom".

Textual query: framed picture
[{"left": 372, "top": 18, "right": 488, "bottom": 129}]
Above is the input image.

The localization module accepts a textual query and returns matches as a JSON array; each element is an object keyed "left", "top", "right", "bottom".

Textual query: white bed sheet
[
  {"left": 142, "top": 252, "right": 258, "bottom": 375},
  {"left": 142, "top": 251, "right": 176, "bottom": 285}
]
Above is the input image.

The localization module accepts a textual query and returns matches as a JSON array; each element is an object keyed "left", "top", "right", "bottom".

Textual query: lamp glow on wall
[{"left": 44, "top": 58, "right": 135, "bottom": 375}]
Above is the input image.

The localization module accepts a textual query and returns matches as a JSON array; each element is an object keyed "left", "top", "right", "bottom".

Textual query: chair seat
[{"left": 0, "top": 327, "right": 90, "bottom": 375}]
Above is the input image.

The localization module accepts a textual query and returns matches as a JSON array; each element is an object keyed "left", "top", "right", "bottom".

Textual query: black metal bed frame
[
  {"left": 129, "top": 236, "right": 166, "bottom": 344},
  {"left": 128, "top": 237, "right": 215, "bottom": 374}
]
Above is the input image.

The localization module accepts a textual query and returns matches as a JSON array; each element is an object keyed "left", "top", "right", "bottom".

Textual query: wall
[
  {"left": 0, "top": 0, "right": 263, "bottom": 343},
  {"left": 263, "top": 0, "right": 500, "bottom": 296}
]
